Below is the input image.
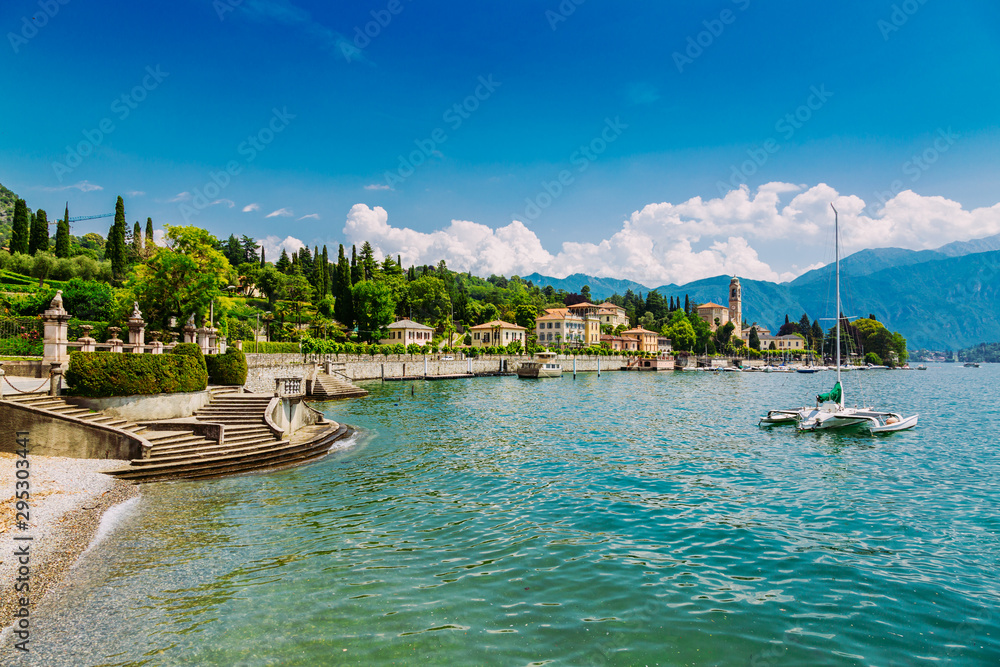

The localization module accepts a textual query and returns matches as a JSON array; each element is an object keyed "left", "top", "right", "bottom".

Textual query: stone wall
[
  {"left": 0, "top": 402, "right": 147, "bottom": 459},
  {"left": 245, "top": 353, "right": 628, "bottom": 389},
  {"left": 67, "top": 389, "right": 212, "bottom": 421}
]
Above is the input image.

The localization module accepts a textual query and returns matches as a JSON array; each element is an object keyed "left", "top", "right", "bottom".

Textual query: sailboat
[{"left": 794, "top": 205, "right": 919, "bottom": 434}]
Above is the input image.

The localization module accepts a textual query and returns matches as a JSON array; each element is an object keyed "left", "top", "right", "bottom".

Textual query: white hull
[{"left": 516, "top": 364, "right": 562, "bottom": 379}]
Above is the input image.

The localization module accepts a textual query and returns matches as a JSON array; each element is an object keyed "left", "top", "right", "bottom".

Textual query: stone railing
[{"left": 274, "top": 377, "right": 304, "bottom": 397}]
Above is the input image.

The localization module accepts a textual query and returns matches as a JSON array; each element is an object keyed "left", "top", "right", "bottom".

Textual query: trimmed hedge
[
  {"left": 206, "top": 348, "right": 248, "bottom": 386},
  {"left": 66, "top": 351, "right": 208, "bottom": 398},
  {"left": 239, "top": 341, "right": 300, "bottom": 354},
  {"left": 171, "top": 342, "right": 207, "bottom": 372}
]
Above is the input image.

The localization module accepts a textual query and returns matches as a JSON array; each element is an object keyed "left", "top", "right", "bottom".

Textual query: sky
[{"left": 2, "top": 0, "right": 999, "bottom": 287}]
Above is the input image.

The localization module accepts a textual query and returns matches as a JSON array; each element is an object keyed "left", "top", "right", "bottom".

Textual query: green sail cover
[{"left": 817, "top": 381, "right": 842, "bottom": 404}]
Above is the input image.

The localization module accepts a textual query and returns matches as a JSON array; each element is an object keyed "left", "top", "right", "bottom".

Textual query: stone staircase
[
  {"left": 311, "top": 369, "right": 368, "bottom": 400},
  {"left": 4, "top": 390, "right": 353, "bottom": 483}
]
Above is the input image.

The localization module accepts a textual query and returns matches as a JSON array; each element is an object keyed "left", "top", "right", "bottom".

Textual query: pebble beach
[{"left": 0, "top": 453, "right": 139, "bottom": 633}]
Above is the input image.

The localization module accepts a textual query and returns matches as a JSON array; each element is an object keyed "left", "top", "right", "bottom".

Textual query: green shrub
[
  {"left": 206, "top": 348, "right": 248, "bottom": 386},
  {"left": 0, "top": 337, "right": 43, "bottom": 356},
  {"left": 66, "top": 351, "right": 208, "bottom": 398},
  {"left": 239, "top": 341, "right": 299, "bottom": 353},
  {"left": 170, "top": 342, "right": 207, "bottom": 372}
]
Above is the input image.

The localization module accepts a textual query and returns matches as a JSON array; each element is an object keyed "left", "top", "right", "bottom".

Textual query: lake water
[{"left": 18, "top": 363, "right": 1000, "bottom": 666}]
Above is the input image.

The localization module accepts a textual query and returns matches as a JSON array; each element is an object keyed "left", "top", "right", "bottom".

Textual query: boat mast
[{"left": 832, "top": 203, "right": 841, "bottom": 393}]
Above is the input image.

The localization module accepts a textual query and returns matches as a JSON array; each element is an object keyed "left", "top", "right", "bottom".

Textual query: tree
[
  {"left": 665, "top": 311, "right": 695, "bottom": 351},
  {"left": 351, "top": 245, "right": 361, "bottom": 284},
  {"left": 131, "top": 221, "right": 143, "bottom": 261},
  {"left": 10, "top": 198, "right": 30, "bottom": 254},
  {"left": 108, "top": 196, "right": 128, "bottom": 281},
  {"left": 749, "top": 326, "right": 761, "bottom": 351},
  {"left": 280, "top": 268, "right": 314, "bottom": 327},
  {"left": 334, "top": 244, "right": 354, "bottom": 329},
  {"left": 55, "top": 204, "right": 71, "bottom": 258},
  {"left": 580, "top": 285, "right": 592, "bottom": 302},
  {"left": 275, "top": 248, "right": 291, "bottom": 273},
  {"left": 223, "top": 234, "right": 242, "bottom": 266},
  {"left": 515, "top": 304, "right": 536, "bottom": 331},
  {"left": 29, "top": 209, "right": 48, "bottom": 255},
  {"left": 408, "top": 275, "right": 451, "bottom": 324},
  {"left": 359, "top": 241, "right": 378, "bottom": 282},
  {"left": 715, "top": 321, "right": 735, "bottom": 348},
  {"left": 256, "top": 265, "right": 284, "bottom": 306},
  {"left": 129, "top": 224, "right": 232, "bottom": 326},
  {"left": 352, "top": 280, "right": 396, "bottom": 342},
  {"left": 145, "top": 218, "right": 156, "bottom": 257},
  {"left": 811, "top": 320, "right": 824, "bottom": 351},
  {"left": 320, "top": 245, "right": 330, "bottom": 295}
]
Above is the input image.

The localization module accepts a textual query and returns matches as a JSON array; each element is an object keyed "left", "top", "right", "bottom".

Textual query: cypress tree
[
  {"left": 350, "top": 245, "right": 361, "bottom": 284},
  {"left": 260, "top": 246, "right": 266, "bottom": 267},
  {"left": 107, "top": 196, "right": 128, "bottom": 280},
  {"left": 10, "top": 198, "right": 30, "bottom": 254},
  {"left": 29, "top": 209, "right": 49, "bottom": 255},
  {"left": 55, "top": 204, "right": 71, "bottom": 258},
  {"left": 145, "top": 217, "right": 155, "bottom": 257},
  {"left": 321, "top": 245, "right": 330, "bottom": 295},
  {"left": 334, "top": 244, "right": 354, "bottom": 329},
  {"left": 684, "top": 294, "right": 690, "bottom": 314},
  {"left": 132, "top": 221, "right": 143, "bottom": 260}
]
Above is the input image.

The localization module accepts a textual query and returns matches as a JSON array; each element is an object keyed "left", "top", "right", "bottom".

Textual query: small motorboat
[
  {"left": 862, "top": 412, "right": 919, "bottom": 434},
  {"left": 516, "top": 352, "right": 562, "bottom": 378},
  {"left": 916, "top": 365, "right": 927, "bottom": 371},
  {"left": 758, "top": 409, "right": 803, "bottom": 426},
  {"left": 796, "top": 367, "right": 822, "bottom": 374},
  {"left": 964, "top": 362, "right": 980, "bottom": 368}
]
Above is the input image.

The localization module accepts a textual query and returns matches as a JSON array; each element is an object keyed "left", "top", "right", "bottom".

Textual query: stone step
[
  {"left": 111, "top": 425, "right": 352, "bottom": 482},
  {"left": 49, "top": 406, "right": 95, "bottom": 417},
  {"left": 145, "top": 431, "right": 205, "bottom": 446},
  {"left": 141, "top": 438, "right": 284, "bottom": 465}
]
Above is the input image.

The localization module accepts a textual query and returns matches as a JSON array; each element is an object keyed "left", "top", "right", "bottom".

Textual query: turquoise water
[{"left": 21, "top": 364, "right": 1000, "bottom": 666}]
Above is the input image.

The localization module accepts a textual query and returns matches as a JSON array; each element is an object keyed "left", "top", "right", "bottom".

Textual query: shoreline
[{"left": 0, "top": 453, "right": 140, "bottom": 634}]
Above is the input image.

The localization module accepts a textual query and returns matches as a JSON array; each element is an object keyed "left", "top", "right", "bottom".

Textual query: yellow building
[
  {"left": 596, "top": 302, "right": 628, "bottom": 328},
  {"left": 536, "top": 309, "right": 586, "bottom": 347},
  {"left": 469, "top": 320, "right": 526, "bottom": 348},
  {"left": 566, "top": 302, "right": 602, "bottom": 346},
  {"left": 621, "top": 327, "right": 659, "bottom": 353},
  {"left": 381, "top": 319, "right": 435, "bottom": 346}
]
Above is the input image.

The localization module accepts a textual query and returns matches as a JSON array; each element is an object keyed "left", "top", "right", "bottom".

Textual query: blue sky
[{"left": 2, "top": 0, "right": 999, "bottom": 286}]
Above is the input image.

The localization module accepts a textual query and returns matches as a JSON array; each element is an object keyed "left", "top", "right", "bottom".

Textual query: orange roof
[
  {"left": 597, "top": 302, "right": 623, "bottom": 310},
  {"left": 696, "top": 302, "right": 727, "bottom": 310},
  {"left": 622, "top": 327, "right": 658, "bottom": 335},
  {"left": 470, "top": 319, "right": 526, "bottom": 330},
  {"left": 566, "top": 301, "right": 597, "bottom": 309}
]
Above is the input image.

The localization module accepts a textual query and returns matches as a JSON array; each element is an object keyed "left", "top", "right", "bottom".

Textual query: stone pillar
[
  {"left": 127, "top": 302, "right": 146, "bottom": 353},
  {"left": 107, "top": 327, "right": 124, "bottom": 353},
  {"left": 77, "top": 325, "right": 96, "bottom": 353},
  {"left": 148, "top": 331, "right": 164, "bottom": 354},
  {"left": 234, "top": 339, "right": 243, "bottom": 351},
  {"left": 196, "top": 327, "right": 211, "bottom": 355},
  {"left": 219, "top": 336, "right": 227, "bottom": 354},
  {"left": 0, "top": 362, "right": 5, "bottom": 399},
  {"left": 42, "top": 290, "right": 72, "bottom": 372},
  {"left": 183, "top": 315, "right": 197, "bottom": 344},
  {"left": 49, "top": 362, "right": 63, "bottom": 396}
]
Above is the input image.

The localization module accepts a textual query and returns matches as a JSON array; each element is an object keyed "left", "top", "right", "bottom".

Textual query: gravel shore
[{"left": 0, "top": 453, "right": 140, "bottom": 632}]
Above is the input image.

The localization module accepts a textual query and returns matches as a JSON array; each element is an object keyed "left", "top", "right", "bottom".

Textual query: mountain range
[{"left": 525, "top": 235, "right": 1000, "bottom": 350}]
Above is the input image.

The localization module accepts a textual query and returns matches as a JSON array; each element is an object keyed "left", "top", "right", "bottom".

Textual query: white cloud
[
  {"left": 125, "top": 190, "right": 145, "bottom": 197},
  {"left": 298, "top": 213, "right": 320, "bottom": 220},
  {"left": 38, "top": 180, "right": 104, "bottom": 192},
  {"left": 167, "top": 191, "right": 191, "bottom": 203},
  {"left": 213, "top": 199, "right": 236, "bottom": 209},
  {"left": 342, "top": 184, "right": 1000, "bottom": 286},
  {"left": 364, "top": 183, "right": 392, "bottom": 191},
  {"left": 238, "top": 0, "right": 365, "bottom": 62},
  {"left": 243, "top": 203, "right": 261, "bottom": 212},
  {"left": 152, "top": 229, "right": 166, "bottom": 247},
  {"left": 259, "top": 235, "right": 305, "bottom": 261},
  {"left": 266, "top": 207, "right": 294, "bottom": 218}
]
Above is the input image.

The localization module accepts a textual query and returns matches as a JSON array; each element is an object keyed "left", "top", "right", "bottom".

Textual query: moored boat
[{"left": 516, "top": 351, "right": 562, "bottom": 378}]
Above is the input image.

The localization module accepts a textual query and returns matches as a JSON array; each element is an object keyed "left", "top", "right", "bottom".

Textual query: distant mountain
[
  {"left": 936, "top": 233, "right": 1000, "bottom": 257},
  {"left": 521, "top": 272, "right": 651, "bottom": 301},
  {"left": 527, "top": 245, "right": 1000, "bottom": 349},
  {"left": 0, "top": 181, "right": 18, "bottom": 225}
]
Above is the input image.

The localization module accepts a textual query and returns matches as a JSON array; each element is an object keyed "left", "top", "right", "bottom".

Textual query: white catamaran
[{"left": 762, "top": 204, "right": 918, "bottom": 434}]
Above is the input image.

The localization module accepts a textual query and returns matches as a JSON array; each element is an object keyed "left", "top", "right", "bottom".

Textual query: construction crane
[{"left": 47, "top": 203, "right": 116, "bottom": 229}]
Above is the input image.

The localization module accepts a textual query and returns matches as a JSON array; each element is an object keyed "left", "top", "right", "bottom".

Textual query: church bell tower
[{"left": 729, "top": 276, "right": 742, "bottom": 338}]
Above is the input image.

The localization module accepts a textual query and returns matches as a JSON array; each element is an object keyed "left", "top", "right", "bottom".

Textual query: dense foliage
[
  {"left": 170, "top": 342, "right": 208, "bottom": 372},
  {"left": 958, "top": 342, "right": 1000, "bottom": 363},
  {"left": 205, "top": 348, "right": 248, "bottom": 385},
  {"left": 66, "top": 351, "right": 208, "bottom": 397}
]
